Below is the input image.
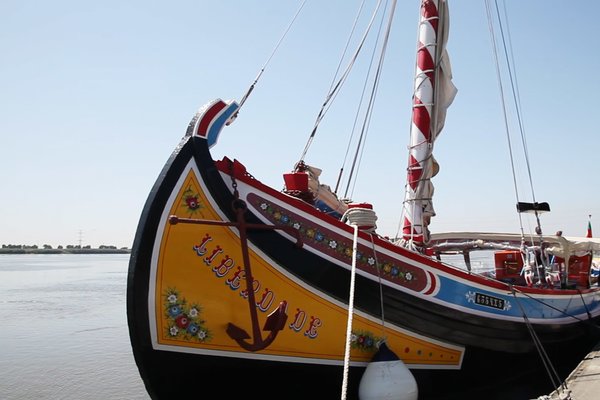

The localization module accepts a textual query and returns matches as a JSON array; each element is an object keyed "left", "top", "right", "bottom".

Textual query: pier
[{"left": 543, "top": 341, "right": 600, "bottom": 399}]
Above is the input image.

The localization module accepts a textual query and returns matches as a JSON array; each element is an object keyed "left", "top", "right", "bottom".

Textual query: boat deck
[{"left": 542, "top": 341, "right": 600, "bottom": 399}]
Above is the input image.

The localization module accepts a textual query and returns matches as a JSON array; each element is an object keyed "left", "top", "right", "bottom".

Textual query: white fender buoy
[{"left": 358, "top": 342, "right": 418, "bottom": 400}]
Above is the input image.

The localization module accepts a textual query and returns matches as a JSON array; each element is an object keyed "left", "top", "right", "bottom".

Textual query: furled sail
[{"left": 401, "top": 0, "right": 457, "bottom": 248}]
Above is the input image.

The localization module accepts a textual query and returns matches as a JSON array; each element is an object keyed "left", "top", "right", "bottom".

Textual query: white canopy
[{"left": 429, "top": 231, "right": 600, "bottom": 258}]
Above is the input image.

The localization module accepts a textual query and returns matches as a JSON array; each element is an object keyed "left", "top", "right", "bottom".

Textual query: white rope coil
[{"left": 341, "top": 207, "right": 378, "bottom": 231}]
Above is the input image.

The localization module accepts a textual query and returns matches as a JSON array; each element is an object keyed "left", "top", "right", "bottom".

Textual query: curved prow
[{"left": 187, "top": 98, "right": 240, "bottom": 148}]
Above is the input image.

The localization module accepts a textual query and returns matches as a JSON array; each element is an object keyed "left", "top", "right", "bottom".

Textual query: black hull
[{"left": 130, "top": 342, "right": 590, "bottom": 399}]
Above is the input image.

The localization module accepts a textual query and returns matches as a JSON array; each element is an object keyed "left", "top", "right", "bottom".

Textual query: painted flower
[
  {"left": 367, "top": 257, "right": 375, "bottom": 266},
  {"left": 280, "top": 214, "right": 290, "bottom": 224},
  {"left": 164, "top": 288, "right": 211, "bottom": 343},
  {"left": 405, "top": 272, "right": 413, "bottom": 281},
  {"left": 293, "top": 222, "right": 301, "bottom": 230},
  {"left": 185, "top": 195, "right": 200, "bottom": 210},
  {"left": 260, "top": 202, "right": 268, "bottom": 210},
  {"left": 306, "top": 229, "right": 315, "bottom": 238},
  {"left": 383, "top": 263, "right": 392, "bottom": 274},
  {"left": 315, "top": 232, "right": 324, "bottom": 241},
  {"left": 390, "top": 266, "right": 399, "bottom": 277},
  {"left": 350, "top": 331, "right": 380, "bottom": 351},
  {"left": 168, "top": 305, "right": 183, "bottom": 317},
  {"left": 187, "top": 322, "right": 199, "bottom": 335},
  {"left": 328, "top": 240, "right": 337, "bottom": 249},
  {"left": 175, "top": 314, "right": 190, "bottom": 329}
]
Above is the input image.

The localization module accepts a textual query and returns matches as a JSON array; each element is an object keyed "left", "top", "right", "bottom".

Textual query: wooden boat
[{"left": 127, "top": 1, "right": 600, "bottom": 398}]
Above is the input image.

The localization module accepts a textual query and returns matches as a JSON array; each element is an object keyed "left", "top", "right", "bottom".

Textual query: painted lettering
[
  {"left": 213, "top": 255, "right": 235, "bottom": 277},
  {"left": 473, "top": 292, "right": 505, "bottom": 310},
  {"left": 240, "top": 279, "right": 260, "bottom": 299},
  {"left": 256, "top": 288, "right": 275, "bottom": 312},
  {"left": 204, "top": 245, "right": 223, "bottom": 265},
  {"left": 289, "top": 308, "right": 307, "bottom": 332},
  {"left": 191, "top": 234, "right": 324, "bottom": 341},
  {"left": 304, "top": 316, "right": 322, "bottom": 339},
  {"left": 226, "top": 267, "right": 244, "bottom": 290},
  {"left": 192, "top": 234, "right": 212, "bottom": 256}
]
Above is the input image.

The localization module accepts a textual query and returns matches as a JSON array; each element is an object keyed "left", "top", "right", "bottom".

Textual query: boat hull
[{"left": 128, "top": 131, "right": 600, "bottom": 399}]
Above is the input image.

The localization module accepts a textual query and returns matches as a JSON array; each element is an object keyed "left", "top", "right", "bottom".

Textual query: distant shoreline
[{"left": 0, "top": 248, "right": 131, "bottom": 255}]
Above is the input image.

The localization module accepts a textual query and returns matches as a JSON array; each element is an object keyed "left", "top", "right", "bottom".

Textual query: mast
[{"left": 401, "top": 0, "right": 456, "bottom": 249}]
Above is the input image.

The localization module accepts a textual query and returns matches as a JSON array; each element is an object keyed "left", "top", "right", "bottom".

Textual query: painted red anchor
[{"left": 169, "top": 197, "right": 302, "bottom": 352}]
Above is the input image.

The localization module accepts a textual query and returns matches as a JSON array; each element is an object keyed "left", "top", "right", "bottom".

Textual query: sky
[{"left": 1, "top": 0, "right": 599, "bottom": 249}]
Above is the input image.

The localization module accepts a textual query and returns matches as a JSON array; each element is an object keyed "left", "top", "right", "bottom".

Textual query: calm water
[{"left": 0, "top": 254, "right": 150, "bottom": 400}]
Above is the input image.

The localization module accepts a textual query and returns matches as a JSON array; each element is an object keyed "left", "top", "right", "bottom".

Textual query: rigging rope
[
  {"left": 342, "top": 0, "right": 396, "bottom": 200},
  {"left": 236, "top": 0, "right": 308, "bottom": 113},
  {"left": 486, "top": 0, "right": 545, "bottom": 238},
  {"left": 368, "top": 232, "right": 387, "bottom": 339},
  {"left": 298, "top": 0, "right": 385, "bottom": 167},
  {"left": 492, "top": 1, "right": 540, "bottom": 209},
  {"left": 510, "top": 287, "right": 567, "bottom": 394},
  {"left": 511, "top": 285, "right": 600, "bottom": 329},
  {"left": 578, "top": 289, "right": 593, "bottom": 320},
  {"left": 484, "top": 0, "right": 523, "bottom": 235},
  {"left": 335, "top": 0, "right": 385, "bottom": 195}
]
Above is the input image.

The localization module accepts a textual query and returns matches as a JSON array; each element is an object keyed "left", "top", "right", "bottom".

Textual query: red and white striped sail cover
[{"left": 401, "top": 0, "right": 456, "bottom": 248}]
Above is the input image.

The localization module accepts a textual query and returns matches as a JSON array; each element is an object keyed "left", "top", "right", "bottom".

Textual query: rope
[
  {"left": 237, "top": 0, "right": 307, "bottom": 113},
  {"left": 577, "top": 289, "right": 593, "bottom": 320},
  {"left": 341, "top": 0, "right": 396, "bottom": 200},
  {"left": 341, "top": 207, "right": 378, "bottom": 232},
  {"left": 341, "top": 224, "right": 360, "bottom": 400},
  {"left": 299, "top": 0, "right": 384, "bottom": 163},
  {"left": 511, "top": 286, "right": 600, "bottom": 330},
  {"left": 510, "top": 287, "right": 567, "bottom": 394},
  {"left": 340, "top": 207, "right": 382, "bottom": 398},
  {"left": 485, "top": 0, "right": 546, "bottom": 241},
  {"left": 367, "top": 232, "right": 387, "bottom": 339}
]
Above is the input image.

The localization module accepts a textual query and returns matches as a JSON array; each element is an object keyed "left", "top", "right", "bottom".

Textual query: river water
[
  {"left": 1, "top": 253, "right": 580, "bottom": 399},
  {"left": 0, "top": 254, "right": 150, "bottom": 399}
]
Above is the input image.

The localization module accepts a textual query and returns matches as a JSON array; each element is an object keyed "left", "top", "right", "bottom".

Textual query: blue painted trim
[{"left": 207, "top": 102, "right": 239, "bottom": 148}]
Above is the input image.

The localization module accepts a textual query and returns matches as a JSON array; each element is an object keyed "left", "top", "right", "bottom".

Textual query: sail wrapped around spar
[{"left": 401, "top": 0, "right": 457, "bottom": 248}]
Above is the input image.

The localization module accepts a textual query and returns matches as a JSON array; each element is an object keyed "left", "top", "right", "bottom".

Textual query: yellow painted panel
[{"left": 153, "top": 168, "right": 461, "bottom": 367}]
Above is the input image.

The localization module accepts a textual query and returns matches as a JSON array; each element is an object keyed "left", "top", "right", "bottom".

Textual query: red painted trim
[
  {"left": 423, "top": 270, "right": 437, "bottom": 295},
  {"left": 196, "top": 100, "right": 227, "bottom": 137},
  {"left": 213, "top": 157, "right": 600, "bottom": 296}
]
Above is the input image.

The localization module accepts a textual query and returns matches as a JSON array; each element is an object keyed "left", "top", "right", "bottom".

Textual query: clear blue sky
[{"left": 1, "top": 0, "right": 599, "bottom": 249}]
